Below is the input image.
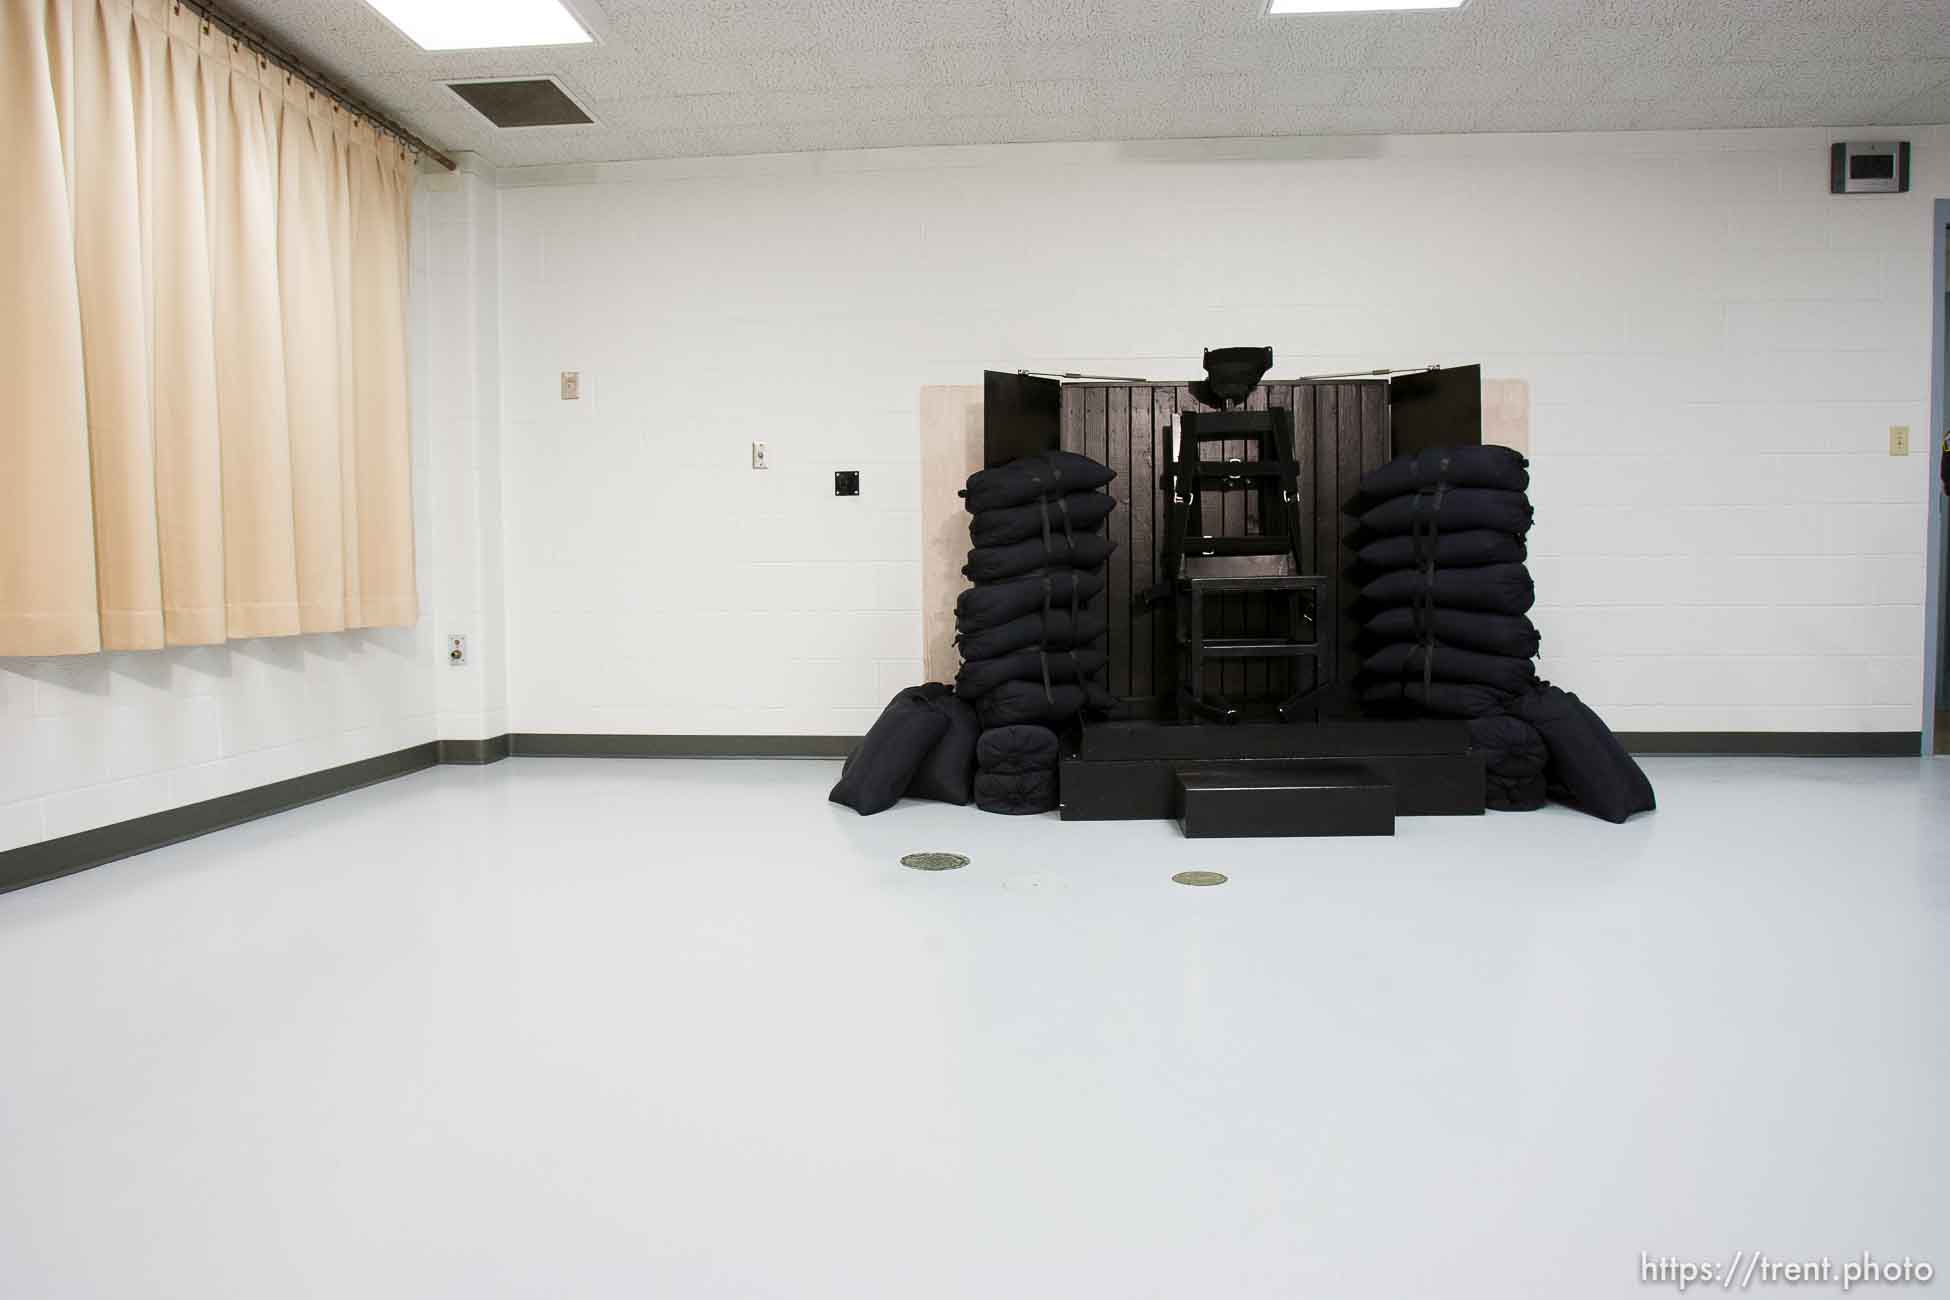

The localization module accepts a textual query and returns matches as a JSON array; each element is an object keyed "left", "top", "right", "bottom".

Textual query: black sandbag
[
  {"left": 904, "top": 687, "right": 980, "bottom": 806},
  {"left": 1359, "top": 643, "right": 1538, "bottom": 695},
  {"left": 1359, "top": 445, "right": 1530, "bottom": 502},
  {"left": 1360, "top": 563, "right": 1534, "bottom": 616},
  {"left": 1511, "top": 685, "right": 1656, "bottom": 824},
  {"left": 1465, "top": 713, "right": 1549, "bottom": 780},
  {"left": 1357, "top": 488, "right": 1533, "bottom": 540},
  {"left": 976, "top": 680, "right": 1114, "bottom": 727},
  {"left": 1486, "top": 771, "right": 1549, "bottom": 812},
  {"left": 956, "top": 647, "right": 1108, "bottom": 701},
  {"left": 962, "top": 452, "right": 1116, "bottom": 514},
  {"left": 1356, "top": 528, "right": 1527, "bottom": 574},
  {"left": 969, "top": 491, "right": 1117, "bottom": 549},
  {"left": 975, "top": 725, "right": 1061, "bottom": 776},
  {"left": 1359, "top": 606, "right": 1540, "bottom": 659},
  {"left": 956, "top": 570, "right": 1105, "bottom": 634},
  {"left": 828, "top": 687, "right": 950, "bottom": 815},
  {"left": 974, "top": 769, "right": 1059, "bottom": 815},
  {"left": 1360, "top": 680, "right": 1514, "bottom": 719},
  {"left": 962, "top": 533, "right": 1115, "bottom": 583},
  {"left": 957, "top": 606, "right": 1107, "bottom": 663}
]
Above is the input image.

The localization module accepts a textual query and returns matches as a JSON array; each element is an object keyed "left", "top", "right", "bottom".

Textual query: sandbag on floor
[
  {"left": 1358, "top": 445, "right": 1530, "bottom": 502},
  {"left": 956, "top": 570, "right": 1106, "bottom": 634},
  {"left": 968, "top": 491, "right": 1117, "bottom": 548},
  {"left": 1356, "top": 488, "right": 1533, "bottom": 540},
  {"left": 904, "top": 686, "right": 980, "bottom": 806},
  {"left": 957, "top": 606, "right": 1107, "bottom": 663},
  {"left": 1359, "top": 563, "right": 1535, "bottom": 616},
  {"left": 1359, "top": 643, "right": 1539, "bottom": 695},
  {"left": 828, "top": 687, "right": 951, "bottom": 815},
  {"left": 976, "top": 680, "right": 1114, "bottom": 727},
  {"left": 962, "top": 451, "right": 1116, "bottom": 514},
  {"left": 975, "top": 724, "right": 1061, "bottom": 776},
  {"left": 1360, "top": 679, "right": 1516, "bottom": 719},
  {"left": 1464, "top": 713, "right": 1549, "bottom": 780},
  {"left": 956, "top": 647, "right": 1109, "bottom": 701},
  {"left": 1359, "top": 606, "right": 1540, "bottom": 659},
  {"left": 1486, "top": 771, "right": 1549, "bottom": 812},
  {"left": 963, "top": 533, "right": 1116, "bottom": 583},
  {"left": 1356, "top": 528, "right": 1527, "bottom": 574},
  {"left": 974, "top": 768, "right": 1059, "bottom": 815},
  {"left": 1511, "top": 685, "right": 1656, "bottom": 824}
]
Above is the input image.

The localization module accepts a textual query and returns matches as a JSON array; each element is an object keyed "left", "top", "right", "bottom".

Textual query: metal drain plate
[
  {"left": 902, "top": 852, "right": 969, "bottom": 872},
  {"left": 1172, "top": 870, "right": 1228, "bottom": 887}
]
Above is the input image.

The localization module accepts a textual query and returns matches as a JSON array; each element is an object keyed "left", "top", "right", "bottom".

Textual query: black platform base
[
  {"left": 1062, "top": 719, "right": 1483, "bottom": 825},
  {"left": 1175, "top": 764, "right": 1395, "bottom": 838}
]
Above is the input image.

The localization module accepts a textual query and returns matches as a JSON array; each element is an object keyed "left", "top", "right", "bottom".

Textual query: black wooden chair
[{"left": 1152, "top": 406, "right": 1328, "bottom": 723}]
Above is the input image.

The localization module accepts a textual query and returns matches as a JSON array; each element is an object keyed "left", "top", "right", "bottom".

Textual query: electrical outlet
[
  {"left": 1890, "top": 425, "right": 1910, "bottom": 456},
  {"left": 447, "top": 635, "right": 467, "bottom": 666},
  {"left": 752, "top": 441, "right": 768, "bottom": 469},
  {"left": 560, "top": 371, "right": 580, "bottom": 401}
]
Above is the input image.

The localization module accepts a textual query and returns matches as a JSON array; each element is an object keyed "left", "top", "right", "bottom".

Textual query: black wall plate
[{"left": 835, "top": 471, "right": 860, "bottom": 496}]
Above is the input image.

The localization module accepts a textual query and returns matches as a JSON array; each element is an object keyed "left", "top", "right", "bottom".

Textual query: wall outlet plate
[
  {"left": 1890, "top": 425, "right": 1910, "bottom": 456},
  {"left": 447, "top": 635, "right": 467, "bottom": 666},
  {"left": 560, "top": 371, "right": 580, "bottom": 401},
  {"left": 752, "top": 441, "right": 768, "bottom": 469},
  {"left": 835, "top": 470, "right": 860, "bottom": 497}
]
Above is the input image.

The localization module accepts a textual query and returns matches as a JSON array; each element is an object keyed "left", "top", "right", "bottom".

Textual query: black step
[
  {"left": 1173, "top": 764, "right": 1395, "bottom": 838},
  {"left": 1079, "top": 719, "right": 1472, "bottom": 761},
  {"left": 1060, "top": 752, "right": 1484, "bottom": 820}
]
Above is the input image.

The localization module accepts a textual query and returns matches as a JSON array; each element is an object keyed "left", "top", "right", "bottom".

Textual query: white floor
[{"left": 2, "top": 757, "right": 1946, "bottom": 1299}]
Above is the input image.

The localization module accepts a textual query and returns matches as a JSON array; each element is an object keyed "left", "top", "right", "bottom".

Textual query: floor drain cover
[
  {"left": 902, "top": 852, "right": 969, "bottom": 872},
  {"left": 1173, "top": 870, "right": 1228, "bottom": 887}
]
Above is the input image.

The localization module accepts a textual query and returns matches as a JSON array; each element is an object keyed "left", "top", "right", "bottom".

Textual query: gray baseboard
[
  {"left": 0, "top": 743, "right": 441, "bottom": 897},
  {"left": 438, "top": 735, "right": 512, "bottom": 764},
  {"left": 5, "top": 728, "right": 1920, "bottom": 897},
  {"left": 1619, "top": 732, "right": 1920, "bottom": 757},
  {"left": 508, "top": 733, "right": 858, "bottom": 758}
]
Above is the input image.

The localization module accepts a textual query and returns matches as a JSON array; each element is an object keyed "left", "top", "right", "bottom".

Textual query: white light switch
[
  {"left": 752, "top": 441, "right": 768, "bottom": 469},
  {"left": 560, "top": 371, "right": 581, "bottom": 401},
  {"left": 1890, "top": 425, "right": 1910, "bottom": 456}
]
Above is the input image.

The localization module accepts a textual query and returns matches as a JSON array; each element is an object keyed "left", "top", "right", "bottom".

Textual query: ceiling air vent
[{"left": 445, "top": 77, "right": 593, "bottom": 128}]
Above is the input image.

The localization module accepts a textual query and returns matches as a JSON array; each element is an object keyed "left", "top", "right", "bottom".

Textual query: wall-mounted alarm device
[{"left": 1830, "top": 141, "right": 1909, "bottom": 194}]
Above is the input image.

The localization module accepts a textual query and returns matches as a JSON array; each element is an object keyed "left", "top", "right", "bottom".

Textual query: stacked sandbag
[
  {"left": 973, "top": 725, "right": 1062, "bottom": 815},
  {"left": 1352, "top": 445, "right": 1540, "bottom": 729},
  {"left": 1351, "top": 444, "right": 1654, "bottom": 821},
  {"left": 828, "top": 683, "right": 978, "bottom": 815},
  {"left": 955, "top": 451, "right": 1119, "bottom": 814}
]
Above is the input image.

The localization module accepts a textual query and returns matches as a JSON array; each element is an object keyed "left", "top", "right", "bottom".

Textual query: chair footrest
[
  {"left": 1181, "top": 537, "right": 1299, "bottom": 557},
  {"left": 1187, "top": 462, "right": 1295, "bottom": 481},
  {"left": 1182, "top": 574, "right": 1326, "bottom": 595},
  {"left": 1194, "top": 638, "right": 1322, "bottom": 659}
]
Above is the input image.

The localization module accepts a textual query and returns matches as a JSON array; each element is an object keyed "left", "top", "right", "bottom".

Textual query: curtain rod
[{"left": 173, "top": 0, "right": 458, "bottom": 172}]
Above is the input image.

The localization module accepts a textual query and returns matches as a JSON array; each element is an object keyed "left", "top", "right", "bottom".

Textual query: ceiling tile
[{"left": 217, "top": 0, "right": 1946, "bottom": 169}]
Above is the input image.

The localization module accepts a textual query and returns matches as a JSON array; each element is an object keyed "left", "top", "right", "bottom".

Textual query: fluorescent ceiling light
[
  {"left": 1269, "top": 0, "right": 1467, "bottom": 12},
  {"left": 363, "top": 0, "right": 593, "bottom": 51}
]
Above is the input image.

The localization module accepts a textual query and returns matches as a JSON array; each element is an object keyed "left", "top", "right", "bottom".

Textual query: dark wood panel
[
  {"left": 1056, "top": 378, "right": 1387, "bottom": 717},
  {"left": 1127, "top": 388, "right": 1157, "bottom": 703}
]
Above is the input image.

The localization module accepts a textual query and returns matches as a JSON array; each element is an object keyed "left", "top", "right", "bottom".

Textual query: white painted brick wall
[{"left": 498, "top": 125, "right": 1944, "bottom": 737}]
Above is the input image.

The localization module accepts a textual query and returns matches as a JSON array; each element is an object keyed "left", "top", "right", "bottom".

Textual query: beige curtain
[{"left": 0, "top": 0, "right": 418, "bottom": 656}]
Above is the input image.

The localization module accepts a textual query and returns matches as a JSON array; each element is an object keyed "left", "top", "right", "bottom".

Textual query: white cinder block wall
[
  {"left": 498, "top": 125, "right": 1945, "bottom": 737},
  {"left": 0, "top": 164, "right": 490, "bottom": 853},
  {"left": 423, "top": 161, "right": 511, "bottom": 742}
]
